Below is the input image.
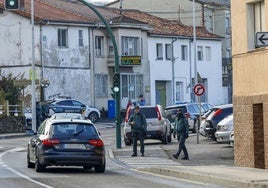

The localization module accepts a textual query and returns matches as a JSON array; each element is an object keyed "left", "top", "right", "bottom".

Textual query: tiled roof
[
  {"left": 0, "top": 0, "right": 94, "bottom": 23},
  {"left": 100, "top": 7, "right": 221, "bottom": 39},
  {"left": 0, "top": 0, "right": 221, "bottom": 39}
]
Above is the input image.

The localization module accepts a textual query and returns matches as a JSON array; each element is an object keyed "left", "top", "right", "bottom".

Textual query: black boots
[
  {"left": 173, "top": 154, "right": 178, "bottom": 159},
  {"left": 181, "top": 156, "right": 189, "bottom": 160},
  {"left": 173, "top": 153, "right": 189, "bottom": 160}
]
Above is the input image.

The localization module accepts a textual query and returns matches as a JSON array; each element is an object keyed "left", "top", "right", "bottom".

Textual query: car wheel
[
  {"left": 27, "top": 152, "right": 35, "bottom": 168},
  {"left": 192, "top": 120, "right": 199, "bottom": 133},
  {"left": 35, "top": 157, "right": 46, "bottom": 172},
  {"left": 88, "top": 112, "right": 98, "bottom": 123},
  {"left": 162, "top": 132, "right": 168, "bottom": 144},
  {"left": 168, "top": 134, "right": 172, "bottom": 143},
  {"left": 95, "top": 161, "right": 105, "bottom": 173}
]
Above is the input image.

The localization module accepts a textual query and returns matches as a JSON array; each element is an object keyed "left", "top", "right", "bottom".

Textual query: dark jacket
[
  {"left": 129, "top": 112, "right": 147, "bottom": 133},
  {"left": 175, "top": 114, "right": 189, "bottom": 135}
]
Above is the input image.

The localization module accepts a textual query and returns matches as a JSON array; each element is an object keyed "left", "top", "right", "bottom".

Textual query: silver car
[
  {"left": 123, "top": 105, "right": 172, "bottom": 146},
  {"left": 215, "top": 114, "right": 233, "bottom": 143}
]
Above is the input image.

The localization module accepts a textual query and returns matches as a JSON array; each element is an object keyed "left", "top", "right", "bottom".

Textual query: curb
[
  {"left": 0, "top": 133, "right": 30, "bottom": 139},
  {"left": 138, "top": 167, "right": 268, "bottom": 188}
]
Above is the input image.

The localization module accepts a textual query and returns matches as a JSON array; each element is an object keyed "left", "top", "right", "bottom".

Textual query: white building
[{"left": 0, "top": 0, "right": 226, "bottom": 115}]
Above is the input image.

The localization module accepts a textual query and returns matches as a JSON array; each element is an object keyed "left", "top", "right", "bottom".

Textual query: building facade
[
  {"left": 231, "top": 0, "right": 268, "bottom": 169},
  {"left": 0, "top": 0, "right": 225, "bottom": 115},
  {"left": 107, "top": 0, "right": 232, "bottom": 103}
]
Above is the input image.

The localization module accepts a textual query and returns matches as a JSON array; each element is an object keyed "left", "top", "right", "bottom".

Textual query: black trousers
[
  {"left": 132, "top": 131, "right": 145, "bottom": 154},
  {"left": 176, "top": 133, "right": 188, "bottom": 158}
]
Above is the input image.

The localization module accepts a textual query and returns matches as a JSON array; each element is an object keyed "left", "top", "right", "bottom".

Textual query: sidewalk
[
  {"left": 111, "top": 135, "right": 268, "bottom": 188},
  {"left": 0, "top": 132, "right": 30, "bottom": 139}
]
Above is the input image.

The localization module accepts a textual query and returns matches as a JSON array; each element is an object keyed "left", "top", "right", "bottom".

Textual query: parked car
[
  {"left": 50, "top": 113, "right": 86, "bottom": 120},
  {"left": 41, "top": 99, "right": 101, "bottom": 123},
  {"left": 201, "top": 102, "right": 213, "bottom": 113},
  {"left": 165, "top": 102, "right": 205, "bottom": 133},
  {"left": 229, "top": 130, "right": 234, "bottom": 147},
  {"left": 123, "top": 105, "right": 172, "bottom": 146},
  {"left": 27, "top": 117, "right": 105, "bottom": 173},
  {"left": 215, "top": 114, "right": 233, "bottom": 143},
  {"left": 204, "top": 104, "right": 233, "bottom": 140},
  {"left": 199, "top": 107, "right": 217, "bottom": 137}
]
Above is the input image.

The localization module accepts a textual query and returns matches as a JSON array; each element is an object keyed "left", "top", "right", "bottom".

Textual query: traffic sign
[
  {"left": 193, "top": 84, "right": 205, "bottom": 96},
  {"left": 256, "top": 32, "right": 268, "bottom": 47}
]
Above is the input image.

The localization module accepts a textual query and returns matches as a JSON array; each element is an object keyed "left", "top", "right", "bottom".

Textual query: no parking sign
[{"left": 193, "top": 84, "right": 205, "bottom": 96}]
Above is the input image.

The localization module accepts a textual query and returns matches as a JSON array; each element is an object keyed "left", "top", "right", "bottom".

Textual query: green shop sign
[{"left": 121, "top": 56, "right": 141, "bottom": 65}]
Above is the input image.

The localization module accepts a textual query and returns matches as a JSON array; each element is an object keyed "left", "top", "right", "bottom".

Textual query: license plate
[{"left": 64, "top": 144, "right": 85, "bottom": 149}]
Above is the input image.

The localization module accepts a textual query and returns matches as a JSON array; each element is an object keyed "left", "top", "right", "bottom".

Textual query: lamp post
[{"left": 78, "top": 0, "right": 121, "bottom": 148}]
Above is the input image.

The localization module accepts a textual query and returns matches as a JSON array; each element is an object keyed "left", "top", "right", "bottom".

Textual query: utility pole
[{"left": 31, "top": 0, "right": 36, "bottom": 132}]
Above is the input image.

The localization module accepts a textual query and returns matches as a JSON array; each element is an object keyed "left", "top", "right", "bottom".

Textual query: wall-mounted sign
[{"left": 121, "top": 56, "right": 141, "bottom": 65}]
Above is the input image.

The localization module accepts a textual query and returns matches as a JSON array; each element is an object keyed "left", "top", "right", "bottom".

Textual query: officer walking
[
  {"left": 129, "top": 105, "right": 147, "bottom": 157},
  {"left": 173, "top": 108, "right": 189, "bottom": 160}
]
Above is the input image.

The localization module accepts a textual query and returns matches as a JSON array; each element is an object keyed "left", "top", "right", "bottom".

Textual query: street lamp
[{"left": 78, "top": 0, "right": 121, "bottom": 149}]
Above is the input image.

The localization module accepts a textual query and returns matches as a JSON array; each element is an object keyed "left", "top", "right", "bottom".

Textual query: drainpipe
[
  {"left": 89, "top": 28, "right": 96, "bottom": 107},
  {"left": 171, "top": 38, "right": 178, "bottom": 104}
]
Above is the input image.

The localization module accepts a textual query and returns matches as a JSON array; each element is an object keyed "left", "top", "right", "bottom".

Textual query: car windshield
[
  {"left": 52, "top": 123, "right": 98, "bottom": 137},
  {"left": 130, "top": 107, "right": 157, "bottom": 118}
]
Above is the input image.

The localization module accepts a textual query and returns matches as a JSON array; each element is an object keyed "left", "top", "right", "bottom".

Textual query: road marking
[{"left": 0, "top": 147, "right": 54, "bottom": 188}]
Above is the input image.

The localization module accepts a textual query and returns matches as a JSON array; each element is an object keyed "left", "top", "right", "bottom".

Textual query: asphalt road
[{"left": 0, "top": 126, "right": 228, "bottom": 188}]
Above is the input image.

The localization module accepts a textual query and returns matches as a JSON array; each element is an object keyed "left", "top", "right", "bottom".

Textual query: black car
[
  {"left": 27, "top": 117, "right": 105, "bottom": 173},
  {"left": 204, "top": 104, "right": 233, "bottom": 140}
]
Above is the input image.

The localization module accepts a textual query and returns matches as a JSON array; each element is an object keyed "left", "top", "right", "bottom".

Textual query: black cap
[{"left": 134, "top": 105, "right": 140, "bottom": 109}]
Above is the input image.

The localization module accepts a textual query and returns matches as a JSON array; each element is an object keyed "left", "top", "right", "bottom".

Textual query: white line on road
[{"left": 0, "top": 148, "right": 54, "bottom": 188}]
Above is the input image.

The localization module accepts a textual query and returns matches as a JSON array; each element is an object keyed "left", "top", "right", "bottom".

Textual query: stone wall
[{"left": 0, "top": 116, "right": 26, "bottom": 134}]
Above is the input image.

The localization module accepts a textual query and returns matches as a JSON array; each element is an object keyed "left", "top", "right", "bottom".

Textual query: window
[
  {"left": 197, "top": 46, "right": 203, "bottom": 61},
  {"left": 122, "top": 37, "right": 139, "bottom": 56},
  {"left": 165, "top": 44, "right": 172, "bottom": 60},
  {"left": 205, "top": 46, "right": 211, "bottom": 61},
  {"left": 108, "top": 38, "right": 114, "bottom": 57},
  {"left": 176, "top": 82, "right": 183, "bottom": 101},
  {"left": 253, "top": 1, "right": 264, "bottom": 33},
  {"left": 181, "top": 45, "right": 188, "bottom": 61},
  {"left": 78, "top": 30, "right": 83, "bottom": 47},
  {"left": 58, "top": 29, "right": 68, "bottom": 48},
  {"left": 156, "top": 43, "right": 163, "bottom": 60},
  {"left": 121, "top": 74, "right": 143, "bottom": 100},
  {"left": 95, "top": 74, "right": 108, "bottom": 97},
  {"left": 95, "top": 36, "right": 104, "bottom": 56},
  {"left": 225, "top": 17, "right": 230, "bottom": 34},
  {"left": 247, "top": 0, "right": 265, "bottom": 49}
]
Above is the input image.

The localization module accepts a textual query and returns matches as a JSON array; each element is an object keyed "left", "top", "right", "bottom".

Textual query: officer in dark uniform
[
  {"left": 129, "top": 105, "right": 147, "bottom": 157},
  {"left": 173, "top": 108, "right": 189, "bottom": 160}
]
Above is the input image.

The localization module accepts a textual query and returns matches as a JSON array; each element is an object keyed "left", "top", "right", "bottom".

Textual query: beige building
[{"left": 231, "top": 0, "right": 268, "bottom": 169}]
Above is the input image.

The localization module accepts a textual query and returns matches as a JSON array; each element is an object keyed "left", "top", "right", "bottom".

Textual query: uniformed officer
[
  {"left": 173, "top": 108, "right": 189, "bottom": 160},
  {"left": 129, "top": 105, "right": 147, "bottom": 157}
]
